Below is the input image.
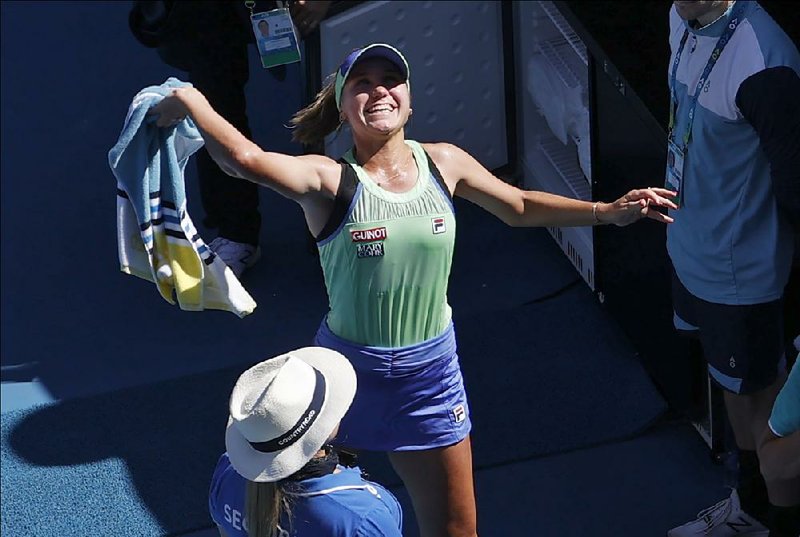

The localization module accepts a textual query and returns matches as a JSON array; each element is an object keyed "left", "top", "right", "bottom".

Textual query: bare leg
[
  {"left": 724, "top": 372, "right": 800, "bottom": 506},
  {"left": 723, "top": 374, "right": 784, "bottom": 450},
  {"left": 388, "top": 436, "right": 478, "bottom": 537}
]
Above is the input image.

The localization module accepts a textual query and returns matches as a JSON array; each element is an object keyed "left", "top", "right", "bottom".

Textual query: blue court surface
[{"left": 2, "top": 3, "right": 726, "bottom": 536}]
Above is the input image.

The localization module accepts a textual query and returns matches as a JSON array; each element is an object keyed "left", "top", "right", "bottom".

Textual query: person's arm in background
[
  {"left": 736, "top": 66, "right": 800, "bottom": 233},
  {"left": 291, "top": 1, "right": 332, "bottom": 36},
  {"left": 759, "top": 429, "right": 800, "bottom": 481},
  {"left": 758, "top": 359, "right": 800, "bottom": 481}
]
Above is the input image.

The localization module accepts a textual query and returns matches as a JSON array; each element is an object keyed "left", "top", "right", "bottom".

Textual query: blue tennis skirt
[{"left": 314, "top": 319, "right": 471, "bottom": 452}]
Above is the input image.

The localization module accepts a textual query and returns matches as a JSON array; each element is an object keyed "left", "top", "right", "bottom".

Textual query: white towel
[{"left": 109, "top": 78, "right": 256, "bottom": 318}]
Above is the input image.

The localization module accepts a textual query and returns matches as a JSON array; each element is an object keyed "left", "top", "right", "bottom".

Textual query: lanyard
[
  {"left": 245, "top": 1, "right": 287, "bottom": 16},
  {"left": 668, "top": 1, "right": 745, "bottom": 147}
]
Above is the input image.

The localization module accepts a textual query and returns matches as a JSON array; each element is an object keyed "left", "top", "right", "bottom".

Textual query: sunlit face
[
  {"left": 673, "top": 1, "right": 730, "bottom": 24},
  {"left": 340, "top": 57, "right": 411, "bottom": 138}
]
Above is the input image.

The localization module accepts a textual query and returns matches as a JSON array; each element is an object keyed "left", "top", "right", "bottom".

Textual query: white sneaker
[
  {"left": 209, "top": 237, "right": 261, "bottom": 278},
  {"left": 667, "top": 490, "right": 769, "bottom": 536}
]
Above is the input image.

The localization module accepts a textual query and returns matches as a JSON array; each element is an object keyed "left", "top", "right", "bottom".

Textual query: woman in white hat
[
  {"left": 209, "top": 347, "right": 403, "bottom": 536},
  {"left": 154, "top": 43, "right": 676, "bottom": 536}
]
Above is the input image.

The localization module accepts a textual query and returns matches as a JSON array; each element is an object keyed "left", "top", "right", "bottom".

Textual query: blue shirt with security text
[{"left": 208, "top": 453, "right": 403, "bottom": 537}]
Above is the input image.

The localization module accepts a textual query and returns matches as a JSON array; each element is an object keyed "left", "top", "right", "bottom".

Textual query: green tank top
[{"left": 317, "top": 140, "right": 456, "bottom": 347}]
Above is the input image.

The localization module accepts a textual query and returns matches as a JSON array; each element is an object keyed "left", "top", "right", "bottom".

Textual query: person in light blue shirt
[
  {"left": 664, "top": 1, "right": 800, "bottom": 536},
  {"left": 759, "top": 354, "right": 800, "bottom": 482},
  {"left": 209, "top": 347, "right": 403, "bottom": 537}
]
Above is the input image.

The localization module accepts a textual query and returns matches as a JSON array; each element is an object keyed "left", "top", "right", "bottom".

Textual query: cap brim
[
  {"left": 350, "top": 45, "right": 408, "bottom": 79},
  {"left": 225, "top": 347, "right": 357, "bottom": 482}
]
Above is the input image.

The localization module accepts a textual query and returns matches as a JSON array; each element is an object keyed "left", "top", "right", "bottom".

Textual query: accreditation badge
[
  {"left": 250, "top": 8, "right": 301, "bottom": 69},
  {"left": 665, "top": 139, "right": 685, "bottom": 208}
]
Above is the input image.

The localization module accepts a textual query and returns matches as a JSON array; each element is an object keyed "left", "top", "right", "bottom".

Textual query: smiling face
[{"left": 339, "top": 57, "right": 411, "bottom": 139}]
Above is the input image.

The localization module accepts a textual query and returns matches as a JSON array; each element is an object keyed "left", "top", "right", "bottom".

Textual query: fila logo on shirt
[
  {"left": 351, "top": 226, "right": 386, "bottom": 258},
  {"left": 432, "top": 217, "right": 446, "bottom": 235}
]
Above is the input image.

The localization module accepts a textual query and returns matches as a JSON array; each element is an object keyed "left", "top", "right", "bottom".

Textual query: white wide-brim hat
[{"left": 225, "top": 347, "right": 357, "bottom": 482}]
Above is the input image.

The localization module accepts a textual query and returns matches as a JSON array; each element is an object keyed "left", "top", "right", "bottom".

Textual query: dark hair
[{"left": 289, "top": 73, "right": 342, "bottom": 147}]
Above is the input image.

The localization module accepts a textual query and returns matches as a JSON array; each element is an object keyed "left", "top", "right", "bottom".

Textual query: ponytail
[
  {"left": 290, "top": 73, "right": 342, "bottom": 147},
  {"left": 245, "top": 481, "right": 292, "bottom": 537}
]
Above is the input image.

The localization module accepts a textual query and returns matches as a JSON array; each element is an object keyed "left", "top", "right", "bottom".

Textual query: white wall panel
[
  {"left": 319, "top": 1, "right": 507, "bottom": 169},
  {"left": 513, "top": 0, "right": 595, "bottom": 290}
]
